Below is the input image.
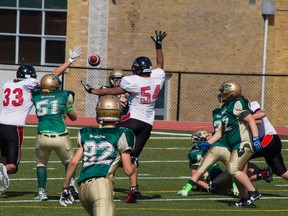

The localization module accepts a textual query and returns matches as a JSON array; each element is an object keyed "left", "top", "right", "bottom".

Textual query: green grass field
[{"left": 1, "top": 125, "right": 288, "bottom": 216}]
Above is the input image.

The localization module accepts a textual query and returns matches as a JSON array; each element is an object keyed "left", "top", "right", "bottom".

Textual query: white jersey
[
  {"left": 0, "top": 78, "right": 39, "bottom": 126},
  {"left": 119, "top": 68, "right": 165, "bottom": 125},
  {"left": 250, "top": 101, "right": 277, "bottom": 138}
]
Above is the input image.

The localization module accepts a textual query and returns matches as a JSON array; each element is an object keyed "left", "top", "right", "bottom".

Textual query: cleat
[
  {"left": 264, "top": 166, "right": 273, "bottom": 183},
  {"left": 178, "top": 189, "right": 189, "bottom": 196},
  {"left": 245, "top": 190, "right": 261, "bottom": 206},
  {"left": 177, "top": 183, "right": 192, "bottom": 196},
  {"left": 230, "top": 198, "right": 247, "bottom": 207},
  {"left": 125, "top": 186, "right": 141, "bottom": 203},
  {"left": 0, "top": 163, "right": 9, "bottom": 192},
  {"left": 35, "top": 188, "right": 48, "bottom": 201}
]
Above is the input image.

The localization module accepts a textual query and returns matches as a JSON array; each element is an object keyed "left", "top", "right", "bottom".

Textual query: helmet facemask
[
  {"left": 191, "top": 129, "right": 211, "bottom": 148},
  {"left": 109, "top": 69, "right": 124, "bottom": 87}
]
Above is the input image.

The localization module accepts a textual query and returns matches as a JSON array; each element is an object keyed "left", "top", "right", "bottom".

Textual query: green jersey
[
  {"left": 221, "top": 97, "right": 252, "bottom": 150},
  {"left": 211, "top": 108, "right": 231, "bottom": 151},
  {"left": 77, "top": 127, "right": 135, "bottom": 184},
  {"left": 32, "top": 90, "right": 74, "bottom": 133}
]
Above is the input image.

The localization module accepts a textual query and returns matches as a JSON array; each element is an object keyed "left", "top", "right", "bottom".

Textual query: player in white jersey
[
  {"left": 249, "top": 101, "right": 288, "bottom": 180},
  {"left": 0, "top": 46, "right": 82, "bottom": 192},
  {"left": 81, "top": 30, "right": 167, "bottom": 203}
]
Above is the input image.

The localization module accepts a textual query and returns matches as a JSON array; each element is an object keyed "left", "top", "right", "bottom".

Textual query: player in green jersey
[
  {"left": 100, "top": 69, "right": 130, "bottom": 120},
  {"left": 32, "top": 46, "right": 81, "bottom": 201},
  {"left": 59, "top": 95, "right": 138, "bottom": 216},
  {"left": 32, "top": 73, "right": 79, "bottom": 201},
  {"left": 198, "top": 81, "right": 261, "bottom": 207},
  {"left": 178, "top": 128, "right": 238, "bottom": 196}
]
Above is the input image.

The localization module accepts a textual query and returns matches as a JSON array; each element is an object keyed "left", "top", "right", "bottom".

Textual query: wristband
[
  {"left": 156, "top": 43, "right": 162, "bottom": 49},
  {"left": 66, "top": 106, "right": 73, "bottom": 112}
]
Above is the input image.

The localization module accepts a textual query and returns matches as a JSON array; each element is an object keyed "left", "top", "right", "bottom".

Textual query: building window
[{"left": 0, "top": 0, "right": 67, "bottom": 65}]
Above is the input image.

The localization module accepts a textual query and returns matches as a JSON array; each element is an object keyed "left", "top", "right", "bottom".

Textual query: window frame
[{"left": 0, "top": 1, "right": 67, "bottom": 65}]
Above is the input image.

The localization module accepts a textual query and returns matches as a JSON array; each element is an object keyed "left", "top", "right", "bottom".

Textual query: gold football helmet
[
  {"left": 96, "top": 95, "right": 122, "bottom": 122},
  {"left": 109, "top": 69, "right": 124, "bottom": 87},
  {"left": 191, "top": 129, "right": 211, "bottom": 147},
  {"left": 218, "top": 81, "right": 241, "bottom": 103},
  {"left": 40, "top": 74, "right": 61, "bottom": 93}
]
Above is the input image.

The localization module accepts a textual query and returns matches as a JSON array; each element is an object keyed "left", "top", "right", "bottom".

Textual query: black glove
[
  {"left": 131, "top": 156, "right": 139, "bottom": 168},
  {"left": 81, "top": 81, "right": 93, "bottom": 93},
  {"left": 59, "top": 187, "right": 75, "bottom": 206},
  {"left": 151, "top": 31, "right": 167, "bottom": 49}
]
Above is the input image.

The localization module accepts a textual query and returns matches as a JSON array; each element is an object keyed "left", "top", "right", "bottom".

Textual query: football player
[
  {"left": 59, "top": 95, "right": 138, "bottom": 216},
  {"left": 197, "top": 81, "right": 261, "bottom": 207},
  {"left": 249, "top": 101, "right": 288, "bottom": 181},
  {"left": 178, "top": 129, "right": 238, "bottom": 196},
  {"left": 81, "top": 30, "right": 167, "bottom": 203},
  {"left": 0, "top": 46, "right": 81, "bottom": 192},
  {"left": 32, "top": 73, "right": 79, "bottom": 201},
  {"left": 100, "top": 69, "right": 130, "bottom": 120}
]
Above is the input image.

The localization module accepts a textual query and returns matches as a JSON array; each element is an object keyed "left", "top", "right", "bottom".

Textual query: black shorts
[
  {"left": 0, "top": 124, "right": 24, "bottom": 166},
  {"left": 117, "top": 118, "right": 152, "bottom": 157},
  {"left": 251, "top": 134, "right": 287, "bottom": 176}
]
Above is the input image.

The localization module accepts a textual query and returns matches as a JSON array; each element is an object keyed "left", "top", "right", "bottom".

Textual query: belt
[
  {"left": 37, "top": 131, "right": 69, "bottom": 138},
  {"left": 79, "top": 177, "right": 105, "bottom": 186}
]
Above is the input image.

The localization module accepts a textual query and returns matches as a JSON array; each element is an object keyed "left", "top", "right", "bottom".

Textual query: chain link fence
[{"left": 1, "top": 64, "right": 288, "bottom": 126}]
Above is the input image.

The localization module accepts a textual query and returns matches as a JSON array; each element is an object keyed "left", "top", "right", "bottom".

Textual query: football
[{"left": 88, "top": 54, "right": 101, "bottom": 66}]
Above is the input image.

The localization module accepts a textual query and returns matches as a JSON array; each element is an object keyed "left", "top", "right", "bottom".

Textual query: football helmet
[
  {"left": 16, "top": 64, "right": 37, "bottom": 79},
  {"left": 40, "top": 74, "right": 61, "bottom": 93},
  {"left": 96, "top": 95, "right": 121, "bottom": 122},
  {"left": 131, "top": 56, "right": 152, "bottom": 75},
  {"left": 191, "top": 129, "right": 211, "bottom": 147},
  {"left": 218, "top": 81, "right": 241, "bottom": 103},
  {"left": 109, "top": 69, "right": 124, "bottom": 86}
]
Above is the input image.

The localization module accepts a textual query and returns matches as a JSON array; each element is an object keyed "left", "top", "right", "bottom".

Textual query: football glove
[
  {"left": 151, "top": 31, "right": 167, "bottom": 49},
  {"left": 68, "top": 46, "right": 82, "bottom": 63},
  {"left": 81, "top": 81, "right": 93, "bottom": 93},
  {"left": 59, "top": 187, "right": 75, "bottom": 207},
  {"left": 131, "top": 156, "right": 139, "bottom": 168},
  {"left": 253, "top": 136, "right": 263, "bottom": 152},
  {"left": 198, "top": 141, "right": 210, "bottom": 151}
]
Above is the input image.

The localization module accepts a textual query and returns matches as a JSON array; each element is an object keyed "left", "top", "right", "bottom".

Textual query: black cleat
[
  {"left": 230, "top": 198, "right": 247, "bottom": 207},
  {"left": 264, "top": 166, "right": 273, "bottom": 183},
  {"left": 244, "top": 190, "right": 261, "bottom": 206}
]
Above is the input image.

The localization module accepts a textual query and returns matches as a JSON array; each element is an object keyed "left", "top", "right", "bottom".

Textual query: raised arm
[
  {"left": 53, "top": 46, "right": 82, "bottom": 76},
  {"left": 151, "top": 31, "right": 167, "bottom": 69}
]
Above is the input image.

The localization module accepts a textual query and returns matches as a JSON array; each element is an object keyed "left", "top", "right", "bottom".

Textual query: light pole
[{"left": 261, "top": 0, "right": 274, "bottom": 109}]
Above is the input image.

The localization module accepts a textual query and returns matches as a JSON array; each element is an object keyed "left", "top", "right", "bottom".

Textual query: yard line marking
[
  {"left": 16, "top": 159, "right": 272, "bottom": 164},
  {"left": 8, "top": 176, "right": 283, "bottom": 181},
  {"left": 23, "top": 136, "right": 191, "bottom": 140},
  {"left": 1, "top": 196, "right": 288, "bottom": 204}
]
